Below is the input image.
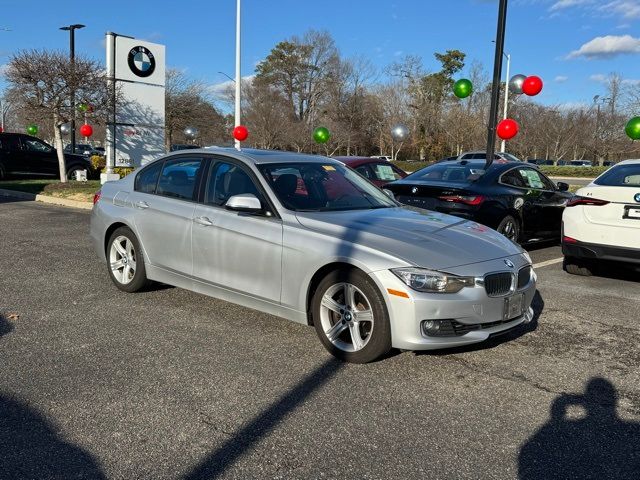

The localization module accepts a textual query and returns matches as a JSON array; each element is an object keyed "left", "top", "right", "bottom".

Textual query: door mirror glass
[
  {"left": 556, "top": 181, "right": 570, "bottom": 192},
  {"left": 225, "top": 193, "right": 262, "bottom": 212}
]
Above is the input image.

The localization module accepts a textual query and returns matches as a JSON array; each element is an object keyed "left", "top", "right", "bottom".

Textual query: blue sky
[{"left": 1, "top": 0, "right": 638, "bottom": 109}]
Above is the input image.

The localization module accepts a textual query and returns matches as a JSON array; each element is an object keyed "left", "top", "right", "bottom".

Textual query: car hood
[{"left": 295, "top": 207, "right": 523, "bottom": 270}]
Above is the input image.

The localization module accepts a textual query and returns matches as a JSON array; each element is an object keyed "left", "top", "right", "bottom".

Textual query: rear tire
[
  {"left": 497, "top": 215, "right": 520, "bottom": 243},
  {"left": 66, "top": 166, "right": 83, "bottom": 181},
  {"left": 312, "top": 268, "right": 391, "bottom": 363},
  {"left": 563, "top": 256, "right": 593, "bottom": 276},
  {"left": 106, "top": 226, "right": 150, "bottom": 292}
]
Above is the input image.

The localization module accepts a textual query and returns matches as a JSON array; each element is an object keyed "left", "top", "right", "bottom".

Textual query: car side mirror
[
  {"left": 225, "top": 193, "right": 262, "bottom": 212},
  {"left": 556, "top": 182, "right": 569, "bottom": 192}
]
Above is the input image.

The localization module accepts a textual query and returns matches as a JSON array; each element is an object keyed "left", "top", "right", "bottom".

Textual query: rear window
[
  {"left": 594, "top": 164, "right": 640, "bottom": 187},
  {"left": 406, "top": 163, "right": 486, "bottom": 183}
]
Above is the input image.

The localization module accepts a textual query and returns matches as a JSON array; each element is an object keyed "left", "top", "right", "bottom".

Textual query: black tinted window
[
  {"left": 135, "top": 161, "right": 163, "bottom": 194},
  {"left": 23, "top": 138, "right": 52, "bottom": 152},
  {"left": 205, "top": 161, "right": 260, "bottom": 206},
  {"left": 501, "top": 169, "right": 527, "bottom": 187},
  {"left": 0, "top": 136, "right": 20, "bottom": 151},
  {"left": 407, "top": 162, "right": 487, "bottom": 183},
  {"left": 355, "top": 165, "right": 372, "bottom": 179},
  {"left": 156, "top": 158, "right": 202, "bottom": 200},
  {"left": 595, "top": 164, "right": 640, "bottom": 187}
]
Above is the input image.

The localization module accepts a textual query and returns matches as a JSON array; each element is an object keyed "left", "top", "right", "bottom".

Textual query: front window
[
  {"left": 23, "top": 138, "right": 52, "bottom": 153},
  {"left": 260, "top": 162, "right": 396, "bottom": 212},
  {"left": 595, "top": 164, "right": 640, "bottom": 187},
  {"left": 406, "top": 162, "right": 487, "bottom": 183}
]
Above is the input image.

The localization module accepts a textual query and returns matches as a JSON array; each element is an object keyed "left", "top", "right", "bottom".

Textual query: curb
[{"left": 0, "top": 188, "right": 93, "bottom": 210}]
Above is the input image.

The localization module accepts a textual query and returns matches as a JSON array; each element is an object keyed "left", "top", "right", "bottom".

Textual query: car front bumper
[{"left": 370, "top": 255, "right": 537, "bottom": 351}]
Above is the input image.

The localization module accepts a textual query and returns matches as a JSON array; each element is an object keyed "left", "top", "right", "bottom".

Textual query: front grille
[
  {"left": 484, "top": 272, "right": 513, "bottom": 297},
  {"left": 422, "top": 318, "right": 520, "bottom": 337},
  {"left": 517, "top": 266, "right": 532, "bottom": 289}
]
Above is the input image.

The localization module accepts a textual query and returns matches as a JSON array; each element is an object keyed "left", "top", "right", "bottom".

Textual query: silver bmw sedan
[{"left": 90, "top": 148, "right": 536, "bottom": 363}]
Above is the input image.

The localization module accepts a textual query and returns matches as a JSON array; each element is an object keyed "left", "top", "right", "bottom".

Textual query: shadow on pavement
[
  {"left": 417, "top": 289, "right": 544, "bottom": 357},
  {"left": 184, "top": 357, "right": 344, "bottom": 479},
  {"left": 0, "top": 393, "right": 106, "bottom": 479},
  {"left": 0, "top": 313, "right": 14, "bottom": 338},
  {"left": 519, "top": 378, "right": 640, "bottom": 479}
]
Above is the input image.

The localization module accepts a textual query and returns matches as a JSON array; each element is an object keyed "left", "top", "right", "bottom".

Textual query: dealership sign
[{"left": 105, "top": 33, "right": 165, "bottom": 168}]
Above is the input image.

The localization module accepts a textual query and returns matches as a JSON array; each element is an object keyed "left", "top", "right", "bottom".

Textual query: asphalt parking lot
[{"left": 1, "top": 197, "right": 639, "bottom": 479}]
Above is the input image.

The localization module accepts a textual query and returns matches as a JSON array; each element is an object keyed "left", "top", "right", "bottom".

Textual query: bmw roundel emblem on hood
[
  {"left": 635, "top": 193, "right": 640, "bottom": 203},
  {"left": 412, "top": 187, "right": 418, "bottom": 194},
  {"left": 128, "top": 46, "right": 156, "bottom": 78},
  {"left": 504, "top": 259, "right": 515, "bottom": 269}
]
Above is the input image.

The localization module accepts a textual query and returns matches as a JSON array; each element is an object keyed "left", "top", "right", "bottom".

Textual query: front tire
[
  {"left": 66, "top": 166, "right": 83, "bottom": 181},
  {"left": 563, "top": 256, "right": 593, "bottom": 276},
  {"left": 106, "top": 227, "right": 150, "bottom": 292},
  {"left": 497, "top": 215, "right": 520, "bottom": 243},
  {"left": 312, "top": 268, "right": 391, "bottom": 363}
]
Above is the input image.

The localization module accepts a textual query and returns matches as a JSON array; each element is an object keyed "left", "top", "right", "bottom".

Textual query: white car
[
  {"left": 562, "top": 159, "right": 640, "bottom": 275},
  {"left": 371, "top": 155, "right": 393, "bottom": 162}
]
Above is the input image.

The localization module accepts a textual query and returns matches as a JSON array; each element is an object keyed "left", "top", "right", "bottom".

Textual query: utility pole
[
  {"left": 486, "top": 0, "right": 508, "bottom": 169},
  {"left": 60, "top": 24, "right": 85, "bottom": 153}
]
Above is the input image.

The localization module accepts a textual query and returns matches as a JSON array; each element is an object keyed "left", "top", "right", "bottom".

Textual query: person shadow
[
  {"left": 0, "top": 313, "right": 13, "bottom": 338},
  {"left": 0, "top": 393, "right": 106, "bottom": 479},
  {"left": 518, "top": 377, "right": 640, "bottom": 479}
]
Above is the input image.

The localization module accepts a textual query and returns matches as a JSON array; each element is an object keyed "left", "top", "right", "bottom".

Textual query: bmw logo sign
[
  {"left": 128, "top": 46, "right": 155, "bottom": 78},
  {"left": 412, "top": 187, "right": 418, "bottom": 194},
  {"left": 504, "top": 259, "right": 515, "bottom": 269},
  {"left": 635, "top": 193, "right": 640, "bottom": 203}
]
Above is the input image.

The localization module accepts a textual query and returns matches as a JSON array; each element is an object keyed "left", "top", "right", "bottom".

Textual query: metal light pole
[
  {"left": 60, "top": 24, "right": 85, "bottom": 154},
  {"left": 500, "top": 53, "right": 511, "bottom": 153},
  {"left": 486, "top": 0, "right": 508, "bottom": 169},
  {"left": 234, "top": 0, "right": 242, "bottom": 150}
]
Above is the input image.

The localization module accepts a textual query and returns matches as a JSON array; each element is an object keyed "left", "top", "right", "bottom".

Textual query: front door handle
[
  {"left": 194, "top": 216, "right": 214, "bottom": 226},
  {"left": 135, "top": 201, "right": 149, "bottom": 209}
]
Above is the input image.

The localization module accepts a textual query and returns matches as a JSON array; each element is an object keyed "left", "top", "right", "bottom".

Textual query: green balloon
[
  {"left": 453, "top": 79, "right": 473, "bottom": 99},
  {"left": 313, "top": 126, "right": 330, "bottom": 144},
  {"left": 26, "top": 124, "right": 38, "bottom": 136},
  {"left": 78, "top": 103, "right": 88, "bottom": 113},
  {"left": 625, "top": 116, "right": 640, "bottom": 140}
]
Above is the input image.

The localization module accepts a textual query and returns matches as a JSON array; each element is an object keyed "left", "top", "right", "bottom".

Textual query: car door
[
  {"left": 130, "top": 157, "right": 204, "bottom": 274},
  {"left": 515, "top": 167, "right": 567, "bottom": 238},
  {"left": 191, "top": 158, "right": 283, "bottom": 303},
  {"left": 20, "top": 137, "right": 58, "bottom": 176},
  {"left": 0, "top": 135, "right": 24, "bottom": 175}
]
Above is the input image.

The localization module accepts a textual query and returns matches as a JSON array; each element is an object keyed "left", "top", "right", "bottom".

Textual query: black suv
[{"left": 0, "top": 133, "right": 93, "bottom": 180}]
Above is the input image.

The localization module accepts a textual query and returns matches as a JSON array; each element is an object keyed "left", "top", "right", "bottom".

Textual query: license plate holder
[
  {"left": 503, "top": 293, "right": 525, "bottom": 321},
  {"left": 623, "top": 206, "right": 640, "bottom": 220}
]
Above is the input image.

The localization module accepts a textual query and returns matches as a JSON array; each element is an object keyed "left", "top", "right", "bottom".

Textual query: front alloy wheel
[
  {"left": 106, "top": 226, "right": 149, "bottom": 292},
  {"left": 497, "top": 215, "right": 520, "bottom": 243},
  {"left": 312, "top": 269, "right": 391, "bottom": 363}
]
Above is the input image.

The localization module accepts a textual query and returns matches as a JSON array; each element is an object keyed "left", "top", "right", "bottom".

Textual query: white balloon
[
  {"left": 391, "top": 124, "right": 409, "bottom": 142},
  {"left": 60, "top": 123, "right": 71, "bottom": 135},
  {"left": 184, "top": 127, "right": 199, "bottom": 139}
]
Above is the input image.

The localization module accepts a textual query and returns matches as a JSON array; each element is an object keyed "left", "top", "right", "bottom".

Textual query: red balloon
[
  {"left": 233, "top": 125, "right": 249, "bottom": 141},
  {"left": 497, "top": 119, "right": 519, "bottom": 140},
  {"left": 0, "top": 126, "right": 3, "bottom": 133},
  {"left": 522, "top": 75, "right": 543, "bottom": 96},
  {"left": 80, "top": 124, "right": 93, "bottom": 137}
]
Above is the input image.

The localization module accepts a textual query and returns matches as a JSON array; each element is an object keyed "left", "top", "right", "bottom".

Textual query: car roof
[
  {"left": 333, "top": 156, "right": 385, "bottom": 167},
  {"left": 167, "top": 147, "right": 340, "bottom": 166},
  {"left": 613, "top": 159, "right": 640, "bottom": 166}
]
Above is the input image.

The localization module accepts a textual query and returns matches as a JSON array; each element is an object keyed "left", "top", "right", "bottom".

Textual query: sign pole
[{"left": 234, "top": 0, "right": 241, "bottom": 151}]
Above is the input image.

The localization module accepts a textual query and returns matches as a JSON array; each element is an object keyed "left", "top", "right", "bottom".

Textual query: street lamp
[{"left": 60, "top": 23, "right": 85, "bottom": 154}]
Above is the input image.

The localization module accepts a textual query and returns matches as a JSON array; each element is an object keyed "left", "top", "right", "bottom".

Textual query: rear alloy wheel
[
  {"left": 497, "top": 215, "right": 520, "bottom": 243},
  {"left": 107, "top": 227, "right": 150, "bottom": 292},
  {"left": 312, "top": 269, "right": 391, "bottom": 363},
  {"left": 66, "top": 166, "right": 83, "bottom": 181},
  {"left": 563, "top": 256, "right": 593, "bottom": 276}
]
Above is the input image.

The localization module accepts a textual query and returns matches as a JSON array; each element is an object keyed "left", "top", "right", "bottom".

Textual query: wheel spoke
[
  {"left": 326, "top": 320, "right": 348, "bottom": 342},
  {"left": 126, "top": 240, "right": 135, "bottom": 258},
  {"left": 110, "top": 259, "right": 125, "bottom": 270},
  {"left": 344, "top": 283, "right": 356, "bottom": 309},
  {"left": 129, "top": 258, "right": 137, "bottom": 271},
  {"left": 348, "top": 323, "right": 364, "bottom": 351},
  {"left": 120, "top": 265, "right": 129, "bottom": 283},
  {"left": 355, "top": 309, "right": 374, "bottom": 323},
  {"left": 321, "top": 295, "right": 343, "bottom": 314},
  {"left": 114, "top": 241, "right": 127, "bottom": 257}
]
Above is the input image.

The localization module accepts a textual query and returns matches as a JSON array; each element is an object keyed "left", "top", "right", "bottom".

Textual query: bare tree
[{"left": 5, "top": 50, "right": 109, "bottom": 181}]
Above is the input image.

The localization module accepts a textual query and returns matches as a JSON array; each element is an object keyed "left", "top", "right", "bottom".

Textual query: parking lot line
[{"left": 533, "top": 257, "right": 564, "bottom": 269}]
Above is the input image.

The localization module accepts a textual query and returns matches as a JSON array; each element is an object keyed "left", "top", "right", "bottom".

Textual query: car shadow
[
  {"left": 414, "top": 289, "right": 544, "bottom": 357},
  {"left": 518, "top": 378, "right": 640, "bottom": 479},
  {"left": 0, "top": 313, "right": 14, "bottom": 338},
  {"left": 522, "top": 239, "right": 559, "bottom": 252},
  {"left": 588, "top": 262, "right": 640, "bottom": 283},
  {"left": 0, "top": 393, "right": 107, "bottom": 479}
]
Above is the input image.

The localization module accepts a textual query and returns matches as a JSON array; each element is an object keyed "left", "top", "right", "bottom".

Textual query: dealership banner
[{"left": 105, "top": 33, "right": 165, "bottom": 167}]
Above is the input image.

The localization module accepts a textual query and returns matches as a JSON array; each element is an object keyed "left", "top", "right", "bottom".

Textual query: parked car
[
  {"left": 457, "top": 151, "right": 523, "bottom": 162},
  {"left": 384, "top": 159, "right": 573, "bottom": 243},
  {"left": 334, "top": 156, "right": 408, "bottom": 187},
  {"left": 527, "top": 159, "right": 554, "bottom": 166},
  {"left": 64, "top": 143, "right": 101, "bottom": 157},
  {"left": 370, "top": 155, "right": 393, "bottom": 162},
  {"left": 170, "top": 144, "right": 199, "bottom": 152},
  {"left": 90, "top": 148, "right": 536, "bottom": 363},
  {"left": 569, "top": 160, "right": 592, "bottom": 167},
  {"left": 562, "top": 159, "right": 640, "bottom": 276},
  {"left": 0, "top": 133, "right": 93, "bottom": 180}
]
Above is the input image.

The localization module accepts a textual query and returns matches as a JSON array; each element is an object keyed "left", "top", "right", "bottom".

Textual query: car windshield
[
  {"left": 260, "top": 162, "right": 397, "bottom": 212},
  {"left": 594, "top": 164, "right": 640, "bottom": 187},
  {"left": 405, "top": 162, "right": 487, "bottom": 183}
]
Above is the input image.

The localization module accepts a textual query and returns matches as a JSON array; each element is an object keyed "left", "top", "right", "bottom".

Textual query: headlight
[
  {"left": 521, "top": 251, "right": 532, "bottom": 264},
  {"left": 391, "top": 267, "right": 475, "bottom": 293}
]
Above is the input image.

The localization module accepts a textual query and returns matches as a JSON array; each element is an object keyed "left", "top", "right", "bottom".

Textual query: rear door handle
[
  {"left": 134, "top": 201, "right": 149, "bottom": 209},
  {"left": 194, "top": 216, "right": 214, "bottom": 226}
]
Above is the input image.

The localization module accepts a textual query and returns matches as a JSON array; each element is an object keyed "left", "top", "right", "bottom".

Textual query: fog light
[{"left": 422, "top": 320, "right": 441, "bottom": 336}]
